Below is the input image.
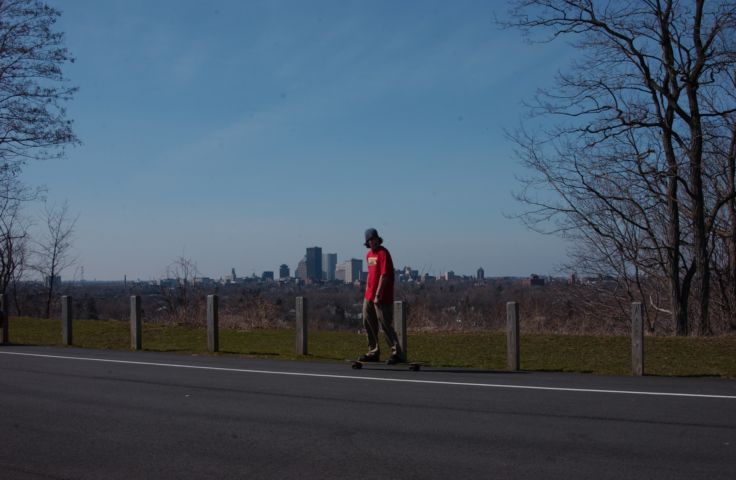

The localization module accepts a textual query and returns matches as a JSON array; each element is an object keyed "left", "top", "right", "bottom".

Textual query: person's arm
[
  {"left": 374, "top": 275, "right": 387, "bottom": 303},
  {"left": 374, "top": 250, "right": 388, "bottom": 303}
]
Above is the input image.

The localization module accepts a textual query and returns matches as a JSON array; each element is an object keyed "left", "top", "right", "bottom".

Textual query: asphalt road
[{"left": 1, "top": 346, "right": 734, "bottom": 479}]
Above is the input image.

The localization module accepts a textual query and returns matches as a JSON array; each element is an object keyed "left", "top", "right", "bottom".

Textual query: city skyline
[
  {"left": 61, "top": 236, "right": 556, "bottom": 282},
  {"left": 80, "top": 246, "right": 517, "bottom": 284},
  {"left": 68, "top": 242, "right": 508, "bottom": 283}
]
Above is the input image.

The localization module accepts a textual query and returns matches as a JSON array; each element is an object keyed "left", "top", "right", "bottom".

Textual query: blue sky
[{"left": 25, "top": 0, "right": 571, "bottom": 281}]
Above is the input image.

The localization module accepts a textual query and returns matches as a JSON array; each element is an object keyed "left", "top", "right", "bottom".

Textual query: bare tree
[
  {"left": 503, "top": 1, "right": 736, "bottom": 335},
  {"left": 33, "top": 200, "right": 76, "bottom": 318},
  {"left": 8, "top": 225, "right": 28, "bottom": 315},
  {"left": 0, "top": 170, "right": 38, "bottom": 315},
  {"left": 159, "top": 256, "right": 205, "bottom": 324},
  {"left": 0, "top": 0, "right": 78, "bottom": 170},
  {"left": 0, "top": 178, "right": 33, "bottom": 293},
  {"left": 0, "top": 0, "right": 77, "bottom": 317}
]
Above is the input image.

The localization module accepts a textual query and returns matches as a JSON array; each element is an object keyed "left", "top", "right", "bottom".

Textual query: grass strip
[{"left": 6, "top": 317, "right": 735, "bottom": 378}]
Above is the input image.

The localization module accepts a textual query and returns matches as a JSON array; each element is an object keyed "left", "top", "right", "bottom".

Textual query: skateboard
[{"left": 349, "top": 359, "right": 424, "bottom": 371}]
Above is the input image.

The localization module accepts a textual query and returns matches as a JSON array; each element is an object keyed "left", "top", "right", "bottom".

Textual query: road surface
[{"left": 1, "top": 346, "right": 734, "bottom": 479}]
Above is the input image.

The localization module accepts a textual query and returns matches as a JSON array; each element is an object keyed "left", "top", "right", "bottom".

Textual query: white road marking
[{"left": 1, "top": 350, "right": 734, "bottom": 400}]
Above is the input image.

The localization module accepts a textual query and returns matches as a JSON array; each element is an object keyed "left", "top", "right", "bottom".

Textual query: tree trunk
[
  {"left": 687, "top": 4, "right": 710, "bottom": 336},
  {"left": 689, "top": 129, "right": 710, "bottom": 335},
  {"left": 11, "top": 279, "right": 21, "bottom": 317},
  {"left": 728, "top": 127, "right": 736, "bottom": 330},
  {"left": 662, "top": 121, "right": 687, "bottom": 335},
  {"left": 45, "top": 282, "right": 54, "bottom": 319}
]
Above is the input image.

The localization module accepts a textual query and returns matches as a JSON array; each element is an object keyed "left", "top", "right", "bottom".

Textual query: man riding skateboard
[{"left": 359, "top": 228, "right": 404, "bottom": 365}]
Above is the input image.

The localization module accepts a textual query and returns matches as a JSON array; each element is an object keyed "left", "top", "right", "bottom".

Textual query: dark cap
[{"left": 364, "top": 228, "right": 383, "bottom": 248}]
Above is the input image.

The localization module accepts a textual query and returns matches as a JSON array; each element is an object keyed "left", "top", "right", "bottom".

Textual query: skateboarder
[{"left": 360, "top": 228, "right": 404, "bottom": 365}]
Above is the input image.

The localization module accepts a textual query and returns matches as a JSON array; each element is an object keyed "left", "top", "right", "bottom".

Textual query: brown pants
[{"left": 363, "top": 299, "right": 402, "bottom": 359}]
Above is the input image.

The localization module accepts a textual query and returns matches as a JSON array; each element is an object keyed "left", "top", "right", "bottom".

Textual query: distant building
[
  {"left": 441, "top": 271, "right": 456, "bottom": 281},
  {"left": 279, "top": 264, "right": 290, "bottom": 279},
  {"left": 261, "top": 271, "right": 274, "bottom": 281},
  {"left": 477, "top": 268, "right": 485, "bottom": 281},
  {"left": 322, "top": 253, "right": 337, "bottom": 281},
  {"left": 340, "top": 259, "right": 362, "bottom": 284},
  {"left": 401, "top": 266, "right": 419, "bottom": 282},
  {"left": 335, "top": 262, "right": 347, "bottom": 282},
  {"left": 421, "top": 273, "right": 436, "bottom": 284},
  {"left": 296, "top": 258, "right": 308, "bottom": 281},
  {"left": 306, "top": 247, "right": 322, "bottom": 282},
  {"left": 231, "top": 268, "right": 237, "bottom": 281},
  {"left": 524, "top": 274, "right": 545, "bottom": 287}
]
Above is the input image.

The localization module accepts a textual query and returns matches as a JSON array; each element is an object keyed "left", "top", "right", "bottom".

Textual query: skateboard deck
[{"left": 349, "top": 359, "right": 424, "bottom": 371}]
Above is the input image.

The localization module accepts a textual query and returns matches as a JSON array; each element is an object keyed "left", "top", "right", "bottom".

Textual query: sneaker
[
  {"left": 359, "top": 353, "right": 380, "bottom": 362},
  {"left": 386, "top": 354, "right": 402, "bottom": 365}
]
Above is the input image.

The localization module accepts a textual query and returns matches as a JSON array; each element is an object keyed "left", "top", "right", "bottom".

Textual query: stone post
[
  {"left": 130, "top": 295, "right": 142, "bottom": 350},
  {"left": 394, "top": 301, "right": 408, "bottom": 360},
  {"left": 507, "top": 301, "right": 520, "bottom": 371},
  {"left": 62, "top": 296, "right": 73, "bottom": 346},
  {"left": 631, "top": 302, "right": 644, "bottom": 376},
  {"left": 296, "top": 296, "right": 307, "bottom": 355},
  {"left": 207, "top": 294, "right": 219, "bottom": 353}
]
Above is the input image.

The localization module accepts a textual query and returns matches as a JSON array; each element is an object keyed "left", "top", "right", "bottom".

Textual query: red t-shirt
[{"left": 365, "top": 246, "right": 394, "bottom": 304}]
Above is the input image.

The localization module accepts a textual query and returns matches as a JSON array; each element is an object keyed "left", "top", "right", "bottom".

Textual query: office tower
[
  {"left": 477, "top": 267, "right": 485, "bottom": 280},
  {"left": 335, "top": 262, "right": 347, "bottom": 282},
  {"left": 306, "top": 247, "right": 322, "bottom": 282},
  {"left": 345, "top": 258, "right": 363, "bottom": 283},
  {"left": 296, "top": 258, "right": 308, "bottom": 280},
  {"left": 279, "top": 264, "right": 290, "bottom": 279},
  {"left": 322, "top": 253, "right": 337, "bottom": 281}
]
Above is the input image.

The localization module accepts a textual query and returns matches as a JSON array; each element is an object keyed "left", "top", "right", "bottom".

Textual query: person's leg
[
  {"left": 375, "top": 302, "right": 403, "bottom": 360},
  {"left": 362, "top": 299, "right": 380, "bottom": 359}
]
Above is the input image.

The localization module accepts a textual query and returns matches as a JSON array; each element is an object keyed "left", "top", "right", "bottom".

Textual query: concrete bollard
[
  {"left": 296, "top": 296, "right": 307, "bottom": 355},
  {"left": 631, "top": 302, "right": 644, "bottom": 376},
  {"left": 0, "top": 293, "right": 8, "bottom": 345},
  {"left": 207, "top": 295, "right": 219, "bottom": 353},
  {"left": 130, "top": 295, "right": 142, "bottom": 350},
  {"left": 62, "top": 296, "right": 73, "bottom": 345},
  {"left": 507, "top": 301, "right": 520, "bottom": 371},
  {"left": 394, "top": 301, "right": 408, "bottom": 360}
]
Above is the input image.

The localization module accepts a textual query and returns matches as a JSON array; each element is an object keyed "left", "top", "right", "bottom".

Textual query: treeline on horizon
[{"left": 9, "top": 277, "right": 735, "bottom": 336}]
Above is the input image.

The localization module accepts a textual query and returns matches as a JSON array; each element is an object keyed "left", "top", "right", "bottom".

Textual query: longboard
[{"left": 349, "top": 359, "right": 424, "bottom": 371}]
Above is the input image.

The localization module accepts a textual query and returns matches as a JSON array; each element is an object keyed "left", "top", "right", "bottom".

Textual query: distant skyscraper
[
  {"left": 296, "top": 258, "right": 308, "bottom": 280},
  {"left": 335, "top": 262, "right": 347, "bottom": 282},
  {"left": 306, "top": 247, "right": 322, "bottom": 282},
  {"left": 279, "top": 264, "right": 290, "bottom": 279},
  {"left": 231, "top": 268, "right": 237, "bottom": 281},
  {"left": 262, "top": 271, "right": 274, "bottom": 281},
  {"left": 477, "top": 267, "right": 484, "bottom": 280},
  {"left": 322, "top": 253, "right": 337, "bottom": 281},
  {"left": 345, "top": 258, "right": 362, "bottom": 283}
]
